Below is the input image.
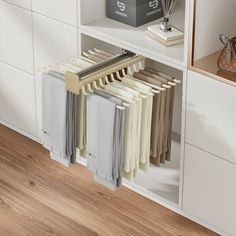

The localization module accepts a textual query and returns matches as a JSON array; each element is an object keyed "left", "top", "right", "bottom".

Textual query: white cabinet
[
  {"left": 186, "top": 70, "right": 236, "bottom": 165},
  {"left": 32, "top": 0, "right": 77, "bottom": 27},
  {"left": 0, "top": 63, "right": 37, "bottom": 137},
  {"left": 183, "top": 144, "right": 236, "bottom": 236},
  {"left": 0, "top": 1, "right": 34, "bottom": 74}
]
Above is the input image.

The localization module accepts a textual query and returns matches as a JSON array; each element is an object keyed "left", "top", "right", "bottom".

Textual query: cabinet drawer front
[
  {"left": 0, "top": 63, "right": 37, "bottom": 136},
  {"left": 183, "top": 144, "right": 236, "bottom": 236},
  {"left": 186, "top": 70, "right": 236, "bottom": 164},
  {"left": 0, "top": 1, "right": 34, "bottom": 74}
]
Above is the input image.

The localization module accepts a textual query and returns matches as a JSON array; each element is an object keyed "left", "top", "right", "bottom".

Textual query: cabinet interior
[
  {"left": 191, "top": 0, "right": 236, "bottom": 84},
  {"left": 80, "top": 34, "right": 184, "bottom": 206},
  {"left": 78, "top": 0, "right": 187, "bottom": 69}
]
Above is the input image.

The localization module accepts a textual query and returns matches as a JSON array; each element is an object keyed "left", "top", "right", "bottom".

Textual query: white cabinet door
[
  {"left": 32, "top": 0, "right": 77, "bottom": 26},
  {"left": 186, "top": 70, "right": 236, "bottom": 164},
  {"left": 0, "top": 63, "right": 37, "bottom": 137},
  {"left": 183, "top": 144, "right": 236, "bottom": 236},
  {"left": 0, "top": 1, "right": 34, "bottom": 74},
  {"left": 33, "top": 13, "right": 78, "bottom": 73}
]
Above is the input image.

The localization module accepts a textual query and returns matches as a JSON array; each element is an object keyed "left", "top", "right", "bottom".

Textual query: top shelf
[{"left": 79, "top": 17, "right": 185, "bottom": 70}]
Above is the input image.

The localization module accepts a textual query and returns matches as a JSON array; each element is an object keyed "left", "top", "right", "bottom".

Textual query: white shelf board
[{"left": 79, "top": 17, "right": 185, "bottom": 70}]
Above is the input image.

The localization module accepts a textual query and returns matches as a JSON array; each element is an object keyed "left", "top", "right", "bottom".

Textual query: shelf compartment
[
  {"left": 189, "top": 0, "right": 236, "bottom": 86},
  {"left": 193, "top": 51, "right": 236, "bottom": 85},
  {"left": 78, "top": 33, "right": 184, "bottom": 207},
  {"left": 80, "top": 17, "right": 185, "bottom": 70}
]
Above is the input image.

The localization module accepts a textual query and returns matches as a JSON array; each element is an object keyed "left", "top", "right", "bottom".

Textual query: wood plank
[{"left": 0, "top": 124, "right": 218, "bottom": 235}]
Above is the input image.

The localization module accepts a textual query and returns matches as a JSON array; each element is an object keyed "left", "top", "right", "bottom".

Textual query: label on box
[{"left": 107, "top": 0, "right": 164, "bottom": 27}]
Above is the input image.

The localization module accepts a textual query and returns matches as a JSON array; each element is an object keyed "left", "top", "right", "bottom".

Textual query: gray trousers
[
  {"left": 87, "top": 91, "right": 125, "bottom": 190},
  {"left": 41, "top": 71, "right": 77, "bottom": 167}
]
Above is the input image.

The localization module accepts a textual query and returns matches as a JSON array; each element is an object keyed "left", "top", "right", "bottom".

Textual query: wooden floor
[{"left": 0, "top": 125, "right": 218, "bottom": 236}]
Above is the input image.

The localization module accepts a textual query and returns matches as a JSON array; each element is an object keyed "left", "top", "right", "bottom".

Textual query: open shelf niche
[
  {"left": 78, "top": 0, "right": 187, "bottom": 70},
  {"left": 190, "top": 0, "right": 236, "bottom": 85},
  {"left": 78, "top": 34, "right": 184, "bottom": 207}
]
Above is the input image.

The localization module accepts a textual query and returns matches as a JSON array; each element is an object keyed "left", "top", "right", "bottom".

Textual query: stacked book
[{"left": 146, "top": 24, "right": 184, "bottom": 47}]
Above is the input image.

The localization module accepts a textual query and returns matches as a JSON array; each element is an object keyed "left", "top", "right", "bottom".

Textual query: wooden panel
[
  {"left": 183, "top": 144, "right": 236, "bottom": 236},
  {"left": 0, "top": 124, "right": 217, "bottom": 235},
  {"left": 186, "top": 70, "right": 236, "bottom": 164}
]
